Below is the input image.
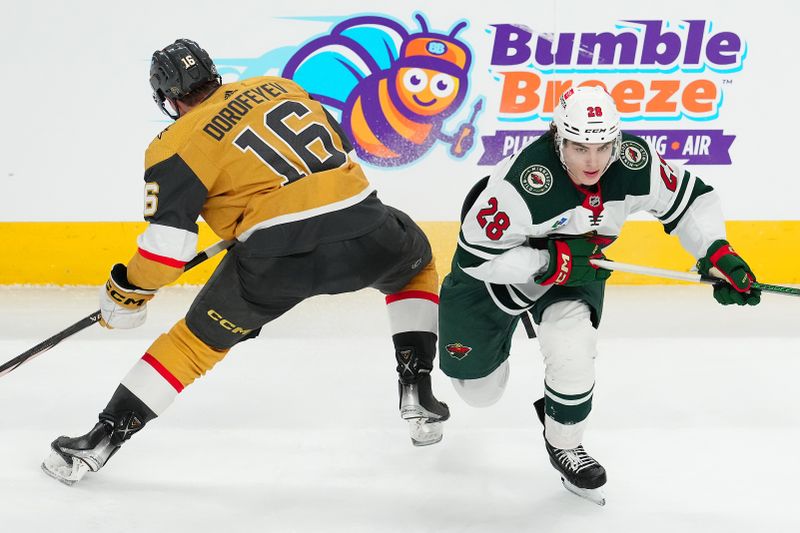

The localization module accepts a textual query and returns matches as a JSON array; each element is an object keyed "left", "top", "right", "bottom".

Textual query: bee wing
[
  {"left": 282, "top": 16, "right": 409, "bottom": 110},
  {"left": 332, "top": 16, "right": 409, "bottom": 70},
  {"left": 282, "top": 35, "right": 376, "bottom": 110}
]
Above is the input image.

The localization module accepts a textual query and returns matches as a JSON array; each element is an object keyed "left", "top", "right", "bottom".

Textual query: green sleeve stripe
[
  {"left": 657, "top": 170, "right": 691, "bottom": 222},
  {"left": 452, "top": 246, "right": 488, "bottom": 270},
  {"left": 458, "top": 230, "right": 506, "bottom": 256},
  {"left": 663, "top": 179, "right": 715, "bottom": 234}
]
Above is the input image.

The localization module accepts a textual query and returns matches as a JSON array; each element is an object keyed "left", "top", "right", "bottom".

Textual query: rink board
[{"left": 1, "top": 220, "right": 796, "bottom": 285}]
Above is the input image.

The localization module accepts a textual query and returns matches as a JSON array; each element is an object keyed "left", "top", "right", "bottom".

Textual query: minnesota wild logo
[
  {"left": 620, "top": 140, "right": 648, "bottom": 170},
  {"left": 445, "top": 342, "right": 472, "bottom": 360},
  {"left": 520, "top": 164, "right": 553, "bottom": 195}
]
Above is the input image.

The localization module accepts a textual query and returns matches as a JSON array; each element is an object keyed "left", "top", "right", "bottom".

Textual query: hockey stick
[
  {"left": 591, "top": 259, "right": 800, "bottom": 297},
  {"left": 0, "top": 239, "right": 235, "bottom": 379}
]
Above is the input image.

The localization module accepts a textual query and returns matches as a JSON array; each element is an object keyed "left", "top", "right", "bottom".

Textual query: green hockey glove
[
  {"left": 535, "top": 238, "right": 611, "bottom": 286},
  {"left": 697, "top": 240, "right": 761, "bottom": 306}
]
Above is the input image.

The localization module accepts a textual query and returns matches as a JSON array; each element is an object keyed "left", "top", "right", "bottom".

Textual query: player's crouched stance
[
  {"left": 42, "top": 39, "right": 449, "bottom": 486},
  {"left": 438, "top": 86, "right": 760, "bottom": 505}
]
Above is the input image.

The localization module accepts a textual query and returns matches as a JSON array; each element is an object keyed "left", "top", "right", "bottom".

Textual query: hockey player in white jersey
[{"left": 438, "top": 86, "right": 760, "bottom": 505}]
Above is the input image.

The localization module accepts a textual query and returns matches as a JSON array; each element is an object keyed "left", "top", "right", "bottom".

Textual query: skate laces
[{"left": 554, "top": 445, "right": 597, "bottom": 473}]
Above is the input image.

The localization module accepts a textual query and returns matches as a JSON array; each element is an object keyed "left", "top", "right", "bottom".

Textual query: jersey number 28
[{"left": 476, "top": 197, "right": 510, "bottom": 240}]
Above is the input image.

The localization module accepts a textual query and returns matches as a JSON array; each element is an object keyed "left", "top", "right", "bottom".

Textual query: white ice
[{"left": 1, "top": 285, "right": 798, "bottom": 532}]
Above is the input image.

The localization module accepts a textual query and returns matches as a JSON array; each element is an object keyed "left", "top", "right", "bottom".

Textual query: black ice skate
[
  {"left": 395, "top": 338, "right": 450, "bottom": 446},
  {"left": 42, "top": 411, "right": 143, "bottom": 486},
  {"left": 534, "top": 397, "right": 607, "bottom": 506}
]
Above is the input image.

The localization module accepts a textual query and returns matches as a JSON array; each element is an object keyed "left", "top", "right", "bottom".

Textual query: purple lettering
[
  {"left": 683, "top": 20, "right": 706, "bottom": 65},
  {"left": 491, "top": 24, "right": 533, "bottom": 66},
  {"left": 636, "top": 20, "right": 681, "bottom": 65},
  {"left": 706, "top": 32, "right": 742, "bottom": 66},
  {"left": 534, "top": 33, "right": 575, "bottom": 66},
  {"left": 577, "top": 32, "right": 638, "bottom": 65}
]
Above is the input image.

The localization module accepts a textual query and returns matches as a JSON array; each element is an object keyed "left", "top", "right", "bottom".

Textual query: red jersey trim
[{"left": 138, "top": 247, "right": 187, "bottom": 269}]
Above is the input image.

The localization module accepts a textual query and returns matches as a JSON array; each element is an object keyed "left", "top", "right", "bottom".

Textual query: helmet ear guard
[
  {"left": 552, "top": 86, "right": 622, "bottom": 173},
  {"left": 149, "top": 38, "right": 221, "bottom": 119}
]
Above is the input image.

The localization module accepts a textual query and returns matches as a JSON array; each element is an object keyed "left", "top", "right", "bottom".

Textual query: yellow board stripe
[{"left": 1, "top": 221, "right": 797, "bottom": 285}]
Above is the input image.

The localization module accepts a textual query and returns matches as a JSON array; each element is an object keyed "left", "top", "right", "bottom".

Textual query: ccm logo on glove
[
  {"left": 106, "top": 281, "right": 150, "bottom": 307},
  {"left": 535, "top": 238, "right": 611, "bottom": 287},
  {"left": 99, "top": 264, "right": 157, "bottom": 329},
  {"left": 554, "top": 249, "right": 572, "bottom": 285}
]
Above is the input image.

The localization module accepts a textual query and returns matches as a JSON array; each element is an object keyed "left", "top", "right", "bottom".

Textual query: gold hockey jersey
[{"left": 127, "top": 76, "right": 385, "bottom": 289}]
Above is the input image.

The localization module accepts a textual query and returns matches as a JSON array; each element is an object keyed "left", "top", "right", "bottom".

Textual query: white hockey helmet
[{"left": 552, "top": 86, "right": 621, "bottom": 171}]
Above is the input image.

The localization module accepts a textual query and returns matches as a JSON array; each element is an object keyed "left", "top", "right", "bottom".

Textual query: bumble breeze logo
[
  {"left": 490, "top": 21, "right": 743, "bottom": 121},
  {"left": 619, "top": 140, "right": 649, "bottom": 170},
  {"left": 445, "top": 343, "right": 473, "bottom": 360},
  {"left": 207, "top": 309, "right": 253, "bottom": 335},
  {"left": 478, "top": 20, "right": 743, "bottom": 167},
  {"left": 520, "top": 164, "right": 553, "bottom": 195}
]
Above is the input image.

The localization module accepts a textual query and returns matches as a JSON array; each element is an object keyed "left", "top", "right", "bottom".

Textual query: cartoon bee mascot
[{"left": 283, "top": 14, "right": 481, "bottom": 167}]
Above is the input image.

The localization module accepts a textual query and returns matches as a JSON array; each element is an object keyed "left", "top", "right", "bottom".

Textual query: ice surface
[{"left": 0, "top": 285, "right": 798, "bottom": 532}]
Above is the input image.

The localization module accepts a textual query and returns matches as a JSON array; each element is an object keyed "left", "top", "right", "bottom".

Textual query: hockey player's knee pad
[
  {"left": 451, "top": 360, "right": 509, "bottom": 407},
  {"left": 538, "top": 300, "right": 598, "bottom": 394}
]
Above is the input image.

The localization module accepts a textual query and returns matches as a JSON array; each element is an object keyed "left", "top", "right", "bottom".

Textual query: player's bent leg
[
  {"left": 42, "top": 319, "right": 230, "bottom": 485},
  {"left": 439, "top": 270, "right": 519, "bottom": 406},
  {"left": 450, "top": 359, "right": 510, "bottom": 407},
  {"left": 386, "top": 260, "right": 450, "bottom": 446},
  {"left": 537, "top": 300, "right": 598, "bottom": 449}
]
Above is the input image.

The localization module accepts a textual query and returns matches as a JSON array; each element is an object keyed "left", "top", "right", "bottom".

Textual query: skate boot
[
  {"left": 395, "top": 337, "right": 450, "bottom": 446},
  {"left": 534, "top": 397, "right": 606, "bottom": 506},
  {"left": 42, "top": 410, "right": 144, "bottom": 486},
  {"left": 398, "top": 373, "right": 450, "bottom": 446}
]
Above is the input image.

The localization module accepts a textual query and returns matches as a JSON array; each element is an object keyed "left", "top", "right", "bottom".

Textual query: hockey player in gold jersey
[{"left": 42, "top": 39, "right": 449, "bottom": 485}]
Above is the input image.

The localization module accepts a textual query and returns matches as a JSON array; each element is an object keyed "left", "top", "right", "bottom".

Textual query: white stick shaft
[{"left": 590, "top": 259, "right": 704, "bottom": 283}]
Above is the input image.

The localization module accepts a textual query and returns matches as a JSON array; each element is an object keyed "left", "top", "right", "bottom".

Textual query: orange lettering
[
  {"left": 646, "top": 80, "right": 680, "bottom": 113},
  {"left": 682, "top": 79, "right": 717, "bottom": 114},
  {"left": 499, "top": 72, "right": 541, "bottom": 114},
  {"left": 543, "top": 80, "right": 573, "bottom": 113},
  {"left": 610, "top": 80, "right": 645, "bottom": 114},
  {"left": 577, "top": 79, "right": 609, "bottom": 92}
]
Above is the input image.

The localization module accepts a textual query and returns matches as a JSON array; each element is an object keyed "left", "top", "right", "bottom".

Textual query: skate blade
[
  {"left": 41, "top": 451, "right": 90, "bottom": 486},
  {"left": 561, "top": 477, "right": 606, "bottom": 506},
  {"left": 407, "top": 419, "right": 443, "bottom": 447},
  {"left": 400, "top": 403, "right": 437, "bottom": 420}
]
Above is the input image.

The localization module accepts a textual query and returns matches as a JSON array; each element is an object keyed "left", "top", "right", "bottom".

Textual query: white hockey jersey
[{"left": 455, "top": 130, "right": 726, "bottom": 314}]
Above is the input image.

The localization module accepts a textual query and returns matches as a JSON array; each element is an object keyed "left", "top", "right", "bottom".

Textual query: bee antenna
[
  {"left": 415, "top": 13, "right": 429, "bottom": 33},
  {"left": 449, "top": 21, "right": 468, "bottom": 37}
]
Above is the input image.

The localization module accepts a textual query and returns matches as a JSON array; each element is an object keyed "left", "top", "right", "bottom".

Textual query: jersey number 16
[{"left": 233, "top": 100, "right": 348, "bottom": 185}]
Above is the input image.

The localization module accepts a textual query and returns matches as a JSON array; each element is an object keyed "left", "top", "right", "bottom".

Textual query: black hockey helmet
[{"left": 150, "top": 38, "right": 221, "bottom": 119}]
